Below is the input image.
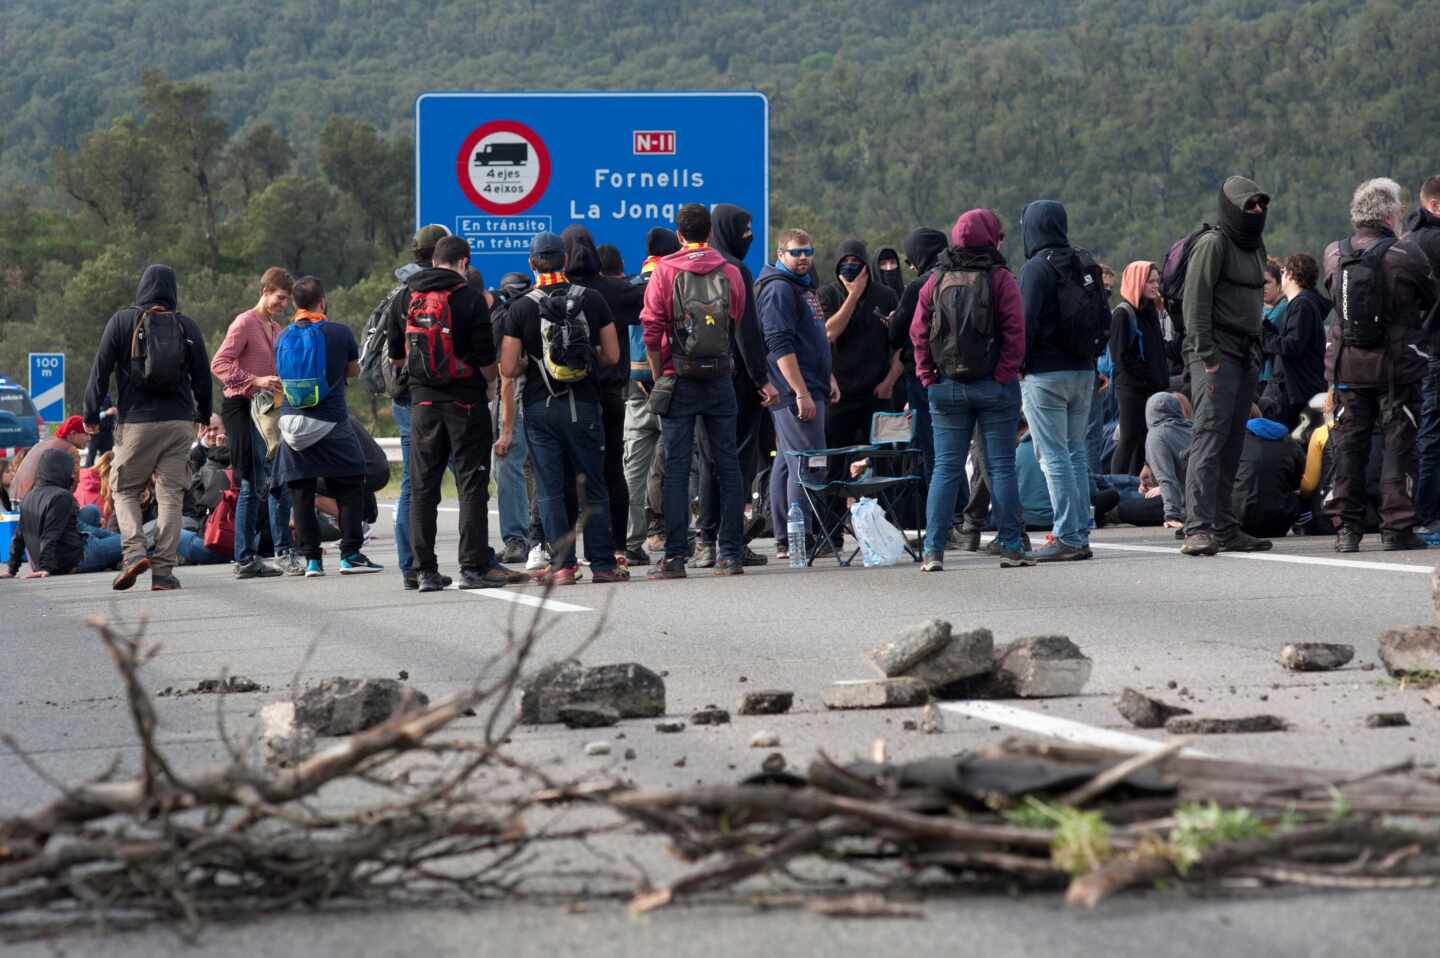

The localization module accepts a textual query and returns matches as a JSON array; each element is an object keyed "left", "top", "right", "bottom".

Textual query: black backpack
[
  {"left": 1043, "top": 246, "right": 1108, "bottom": 359},
  {"left": 929, "top": 250, "right": 1000, "bottom": 382},
  {"left": 1335, "top": 237, "right": 1396, "bottom": 349},
  {"left": 359, "top": 284, "right": 406, "bottom": 397},
  {"left": 129, "top": 308, "right": 188, "bottom": 393}
]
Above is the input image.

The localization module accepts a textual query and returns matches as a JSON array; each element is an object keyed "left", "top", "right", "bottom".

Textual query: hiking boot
[
  {"left": 959, "top": 525, "right": 982, "bottom": 552},
  {"left": 305, "top": 559, "right": 326, "bottom": 577},
  {"left": 458, "top": 567, "right": 503, "bottom": 589},
  {"left": 408, "top": 572, "right": 450, "bottom": 591},
  {"left": 1335, "top": 528, "right": 1362, "bottom": 553},
  {"left": 339, "top": 552, "right": 384, "bottom": 574},
  {"left": 740, "top": 545, "right": 769, "bottom": 567},
  {"left": 1180, "top": 533, "right": 1219, "bottom": 556},
  {"left": 499, "top": 538, "right": 528, "bottom": 565},
  {"left": 112, "top": 556, "right": 150, "bottom": 591},
  {"left": 997, "top": 543, "right": 1037, "bottom": 568},
  {"left": 486, "top": 564, "right": 530, "bottom": 585},
  {"left": 525, "top": 544, "right": 549, "bottom": 571},
  {"left": 986, "top": 532, "right": 1031, "bottom": 555},
  {"left": 276, "top": 551, "right": 306, "bottom": 576},
  {"left": 920, "top": 553, "right": 944, "bottom": 572},
  {"left": 417, "top": 570, "right": 449, "bottom": 593},
  {"left": 1031, "top": 536, "right": 1090, "bottom": 562},
  {"left": 713, "top": 558, "right": 744, "bottom": 576},
  {"left": 235, "top": 557, "right": 283, "bottom": 579},
  {"left": 1218, "top": 531, "right": 1273, "bottom": 553},
  {"left": 592, "top": 567, "right": 631, "bottom": 584},
  {"left": 624, "top": 545, "right": 651, "bottom": 566},
  {"left": 150, "top": 572, "right": 182, "bottom": 591},
  {"left": 690, "top": 542, "right": 717, "bottom": 568},
  {"left": 946, "top": 527, "right": 970, "bottom": 551},
  {"left": 531, "top": 566, "right": 578, "bottom": 586},
  {"left": 1382, "top": 529, "right": 1429, "bottom": 551},
  {"left": 647, "top": 557, "right": 688, "bottom": 580}
]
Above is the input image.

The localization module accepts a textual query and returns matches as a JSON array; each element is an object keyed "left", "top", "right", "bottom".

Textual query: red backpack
[
  {"left": 203, "top": 471, "right": 237, "bottom": 557},
  {"left": 403, "top": 285, "right": 474, "bottom": 387}
]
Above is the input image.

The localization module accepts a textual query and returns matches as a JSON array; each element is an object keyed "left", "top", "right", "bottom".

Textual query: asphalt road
[{"left": 4, "top": 503, "right": 1438, "bottom": 956}]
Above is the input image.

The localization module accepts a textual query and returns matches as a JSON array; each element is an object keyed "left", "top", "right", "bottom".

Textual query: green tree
[
  {"left": 140, "top": 70, "right": 228, "bottom": 273},
  {"left": 318, "top": 117, "right": 410, "bottom": 255},
  {"left": 49, "top": 116, "right": 164, "bottom": 236},
  {"left": 224, "top": 123, "right": 295, "bottom": 206}
]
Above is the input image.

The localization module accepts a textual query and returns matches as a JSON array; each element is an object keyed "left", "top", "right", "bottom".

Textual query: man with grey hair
[{"left": 1323, "top": 177, "right": 1440, "bottom": 552}]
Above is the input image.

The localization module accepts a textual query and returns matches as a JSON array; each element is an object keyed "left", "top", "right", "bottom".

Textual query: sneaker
[
  {"left": 921, "top": 553, "right": 944, "bottom": 572},
  {"left": 960, "top": 526, "right": 982, "bottom": 552},
  {"left": 740, "top": 545, "right": 769, "bottom": 567},
  {"left": 986, "top": 532, "right": 1031, "bottom": 556},
  {"left": 525, "top": 544, "right": 549, "bottom": 571},
  {"left": 235, "top": 557, "right": 283, "bottom": 579},
  {"left": 150, "top": 572, "right": 182, "bottom": 591},
  {"left": 624, "top": 546, "right": 651, "bottom": 566},
  {"left": 417, "top": 570, "right": 449, "bottom": 592},
  {"left": 775, "top": 542, "right": 789, "bottom": 560},
  {"left": 713, "top": 559, "right": 744, "bottom": 576},
  {"left": 276, "top": 551, "right": 306, "bottom": 576},
  {"left": 1382, "top": 529, "right": 1429, "bottom": 551},
  {"left": 112, "top": 556, "right": 150, "bottom": 591},
  {"left": 339, "top": 553, "right": 384, "bottom": 574},
  {"left": 458, "top": 567, "right": 504, "bottom": 589},
  {"left": 1218, "top": 532, "right": 1273, "bottom": 553},
  {"left": 592, "top": 567, "right": 631, "bottom": 584},
  {"left": 500, "top": 538, "right": 529, "bottom": 564},
  {"left": 1335, "top": 528, "right": 1362, "bottom": 554},
  {"left": 1030, "top": 536, "right": 1090, "bottom": 562},
  {"left": 647, "top": 556, "right": 688, "bottom": 580},
  {"left": 998, "top": 543, "right": 1037, "bottom": 568},
  {"left": 486, "top": 564, "right": 530, "bottom": 585},
  {"left": 690, "top": 542, "right": 717, "bottom": 569},
  {"left": 946, "top": 527, "right": 969, "bottom": 551},
  {"left": 305, "top": 559, "right": 326, "bottom": 577},
  {"left": 531, "top": 566, "right": 578, "bottom": 586},
  {"left": 1180, "top": 533, "right": 1219, "bottom": 557}
]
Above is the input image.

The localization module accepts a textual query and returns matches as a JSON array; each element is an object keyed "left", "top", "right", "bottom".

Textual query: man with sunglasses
[
  {"left": 1180, "top": 176, "right": 1274, "bottom": 557},
  {"left": 757, "top": 230, "right": 841, "bottom": 558}
]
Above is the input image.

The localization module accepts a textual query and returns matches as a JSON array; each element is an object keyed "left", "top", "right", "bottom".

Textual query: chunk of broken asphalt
[
  {"left": 655, "top": 720, "right": 686, "bottom": 733},
  {"left": 869, "top": 619, "right": 952, "bottom": 676},
  {"left": 690, "top": 707, "right": 731, "bottom": 725},
  {"left": 1164, "top": 715, "right": 1287, "bottom": 734},
  {"left": 1115, "top": 688, "right": 1192, "bottom": 729},
  {"left": 1377, "top": 626, "right": 1440, "bottom": 677},
  {"left": 559, "top": 703, "right": 619, "bottom": 729},
  {"left": 1365, "top": 712, "right": 1410, "bottom": 728},
  {"left": 1279, "top": 643, "right": 1355, "bottom": 672},
  {"left": 738, "top": 690, "right": 794, "bottom": 715}
]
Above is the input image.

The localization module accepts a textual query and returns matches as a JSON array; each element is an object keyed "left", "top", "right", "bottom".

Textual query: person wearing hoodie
[
  {"left": 83, "top": 263, "right": 212, "bottom": 592},
  {"left": 1259, "top": 253, "right": 1328, "bottom": 430},
  {"left": 910, "top": 209, "right": 1031, "bottom": 570},
  {"left": 889, "top": 227, "right": 949, "bottom": 487},
  {"left": 818, "top": 238, "right": 900, "bottom": 527},
  {"left": 1109, "top": 261, "right": 1169, "bottom": 476},
  {"left": 692, "top": 203, "right": 777, "bottom": 568},
  {"left": 1233, "top": 415, "right": 1305, "bottom": 537},
  {"left": 2, "top": 448, "right": 123, "bottom": 578},
  {"left": 1145, "top": 391, "right": 1193, "bottom": 529},
  {"left": 1017, "top": 200, "right": 1107, "bottom": 561},
  {"left": 1322, "top": 177, "right": 1439, "bottom": 552},
  {"left": 639, "top": 204, "right": 750, "bottom": 578},
  {"left": 873, "top": 246, "right": 906, "bottom": 301},
  {"left": 1179, "top": 176, "right": 1273, "bottom": 557},
  {"left": 758, "top": 227, "right": 839, "bottom": 558},
  {"left": 1405, "top": 176, "right": 1440, "bottom": 529}
]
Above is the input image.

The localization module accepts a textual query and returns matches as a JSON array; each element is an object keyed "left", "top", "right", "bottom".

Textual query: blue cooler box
[{"left": 0, "top": 512, "right": 18, "bottom": 565}]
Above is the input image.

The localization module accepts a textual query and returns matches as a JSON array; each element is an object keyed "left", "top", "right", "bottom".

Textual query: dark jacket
[
  {"left": 84, "top": 265, "right": 212, "bottom": 426},
  {"left": 1018, "top": 200, "right": 1097, "bottom": 374},
  {"left": 1234, "top": 418, "right": 1305, "bottom": 537},
  {"left": 1323, "top": 226, "right": 1439, "bottom": 387},
  {"left": 1403, "top": 206, "right": 1440, "bottom": 278},
  {"left": 711, "top": 203, "right": 770, "bottom": 387},
  {"left": 1109, "top": 300, "right": 1168, "bottom": 392},
  {"left": 873, "top": 245, "right": 905, "bottom": 299},
  {"left": 385, "top": 266, "right": 494, "bottom": 404},
  {"left": 1181, "top": 178, "right": 1269, "bottom": 367},
  {"left": 820, "top": 238, "right": 899, "bottom": 400},
  {"left": 888, "top": 227, "right": 948, "bottom": 374},
  {"left": 758, "top": 263, "right": 831, "bottom": 410},
  {"left": 1271, "top": 287, "right": 1328, "bottom": 404},
  {"left": 7, "top": 448, "right": 85, "bottom": 575},
  {"left": 563, "top": 225, "right": 639, "bottom": 390}
]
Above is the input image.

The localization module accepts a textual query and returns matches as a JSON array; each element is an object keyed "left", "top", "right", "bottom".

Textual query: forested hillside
[{"left": 1, "top": 0, "right": 1436, "bottom": 423}]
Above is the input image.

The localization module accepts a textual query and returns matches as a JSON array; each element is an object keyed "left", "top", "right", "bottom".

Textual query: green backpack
[{"left": 670, "top": 269, "right": 733, "bottom": 379}]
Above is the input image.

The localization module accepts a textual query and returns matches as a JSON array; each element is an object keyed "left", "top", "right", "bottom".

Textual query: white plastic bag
[{"left": 850, "top": 497, "right": 906, "bottom": 567}]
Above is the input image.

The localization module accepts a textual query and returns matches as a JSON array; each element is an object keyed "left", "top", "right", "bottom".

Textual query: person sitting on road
[
  {"left": 1233, "top": 412, "right": 1306, "bottom": 538},
  {"left": 7, "top": 414, "right": 89, "bottom": 504},
  {"left": 1144, "top": 391, "right": 1194, "bottom": 531},
  {"left": 2, "top": 448, "right": 122, "bottom": 579}
]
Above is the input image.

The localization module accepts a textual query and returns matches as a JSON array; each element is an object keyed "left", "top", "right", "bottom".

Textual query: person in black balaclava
[
  {"left": 1179, "top": 175, "right": 1272, "bottom": 557},
  {"left": 689, "top": 203, "right": 778, "bottom": 567},
  {"left": 889, "top": 227, "right": 948, "bottom": 486},
  {"left": 873, "top": 246, "right": 905, "bottom": 299}
]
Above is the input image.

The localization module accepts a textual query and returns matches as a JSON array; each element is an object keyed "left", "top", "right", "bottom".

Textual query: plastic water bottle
[{"left": 787, "top": 501, "right": 808, "bottom": 568}]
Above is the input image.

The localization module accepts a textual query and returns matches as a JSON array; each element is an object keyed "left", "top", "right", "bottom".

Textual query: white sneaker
[{"left": 525, "top": 543, "right": 548, "bottom": 571}]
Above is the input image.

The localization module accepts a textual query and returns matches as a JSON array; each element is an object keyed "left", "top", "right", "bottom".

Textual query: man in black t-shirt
[{"left": 499, "top": 232, "right": 628, "bottom": 586}]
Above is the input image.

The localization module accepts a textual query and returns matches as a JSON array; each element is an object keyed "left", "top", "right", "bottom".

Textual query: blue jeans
[
  {"left": 524, "top": 397, "right": 616, "bottom": 572},
  {"left": 905, "top": 372, "right": 936, "bottom": 484},
  {"left": 660, "top": 377, "right": 743, "bottom": 562},
  {"left": 1086, "top": 372, "right": 1109, "bottom": 485},
  {"left": 1417, "top": 357, "right": 1440, "bottom": 526},
  {"left": 1021, "top": 370, "right": 1094, "bottom": 547},
  {"left": 234, "top": 421, "right": 291, "bottom": 563},
  {"left": 77, "top": 527, "right": 123, "bottom": 573},
  {"left": 924, "top": 378, "right": 1023, "bottom": 556},
  {"left": 392, "top": 399, "right": 413, "bottom": 576},
  {"left": 494, "top": 398, "right": 530, "bottom": 544},
  {"left": 178, "top": 529, "right": 228, "bottom": 566}
]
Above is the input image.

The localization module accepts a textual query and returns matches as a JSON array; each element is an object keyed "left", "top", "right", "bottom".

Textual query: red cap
[{"left": 55, "top": 415, "right": 86, "bottom": 439}]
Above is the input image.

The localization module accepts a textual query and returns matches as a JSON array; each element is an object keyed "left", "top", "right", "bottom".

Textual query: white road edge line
[
  {"left": 939, "top": 701, "right": 1212, "bottom": 757},
  {"left": 446, "top": 583, "right": 592, "bottom": 613},
  {"left": 1087, "top": 541, "right": 1433, "bottom": 575}
]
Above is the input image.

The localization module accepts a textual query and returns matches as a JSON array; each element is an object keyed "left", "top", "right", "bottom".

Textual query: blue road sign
[
  {"left": 28, "top": 352, "right": 64, "bottom": 424},
  {"left": 415, "top": 91, "right": 769, "bottom": 281}
]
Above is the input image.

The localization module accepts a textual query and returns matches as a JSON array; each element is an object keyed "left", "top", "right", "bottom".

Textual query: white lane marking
[
  {"left": 1088, "top": 541, "right": 1433, "bottom": 575},
  {"left": 447, "top": 583, "right": 591, "bottom": 613},
  {"left": 940, "top": 701, "right": 1212, "bottom": 757}
]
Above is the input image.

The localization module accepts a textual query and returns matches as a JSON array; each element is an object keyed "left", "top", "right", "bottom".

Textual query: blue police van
[{"left": 0, "top": 377, "right": 41, "bottom": 453}]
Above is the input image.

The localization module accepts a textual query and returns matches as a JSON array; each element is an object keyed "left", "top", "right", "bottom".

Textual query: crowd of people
[{"left": 4, "top": 173, "right": 1439, "bottom": 591}]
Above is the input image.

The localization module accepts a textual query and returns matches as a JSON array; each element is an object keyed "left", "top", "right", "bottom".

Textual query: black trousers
[
  {"left": 697, "top": 371, "right": 768, "bottom": 544},
  {"left": 1112, "top": 385, "right": 1156, "bottom": 477},
  {"left": 1326, "top": 383, "right": 1421, "bottom": 533},
  {"left": 599, "top": 383, "right": 629, "bottom": 555},
  {"left": 410, "top": 399, "right": 493, "bottom": 573},
  {"left": 290, "top": 475, "right": 363, "bottom": 560}
]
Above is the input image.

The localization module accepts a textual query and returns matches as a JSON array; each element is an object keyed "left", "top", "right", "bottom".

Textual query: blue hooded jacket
[
  {"left": 1018, "top": 200, "right": 1095, "bottom": 375},
  {"left": 757, "top": 263, "right": 831, "bottom": 409}
]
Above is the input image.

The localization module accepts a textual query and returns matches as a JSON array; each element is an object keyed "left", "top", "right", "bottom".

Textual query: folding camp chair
[{"left": 783, "top": 411, "right": 924, "bottom": 566}]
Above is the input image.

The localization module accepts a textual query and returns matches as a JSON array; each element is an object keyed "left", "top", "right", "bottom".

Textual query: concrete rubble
[
  {"left": 1279, "top": 643, "right": 1355, "bottom": 672},
  {"left": 1377, "top": 626, "right": 1440, "bottom": 677},
  {"left": 738, "top": 690, "right": 794, "bottom": 715},
  {"left": 1164, "top": 715, "right": 1287, "bottom": 734},
  {"left": 823, "top": 677, "right": 929, "bottom": 710},
  {"left": 294, "top": 678, "right": 430, "bottom": 737},
  {"left": 518, "top": 660, "right": 666, "bottom": 724},
  {"left": 1115, "top": 688, "right": 1192, "bottom": 729}
]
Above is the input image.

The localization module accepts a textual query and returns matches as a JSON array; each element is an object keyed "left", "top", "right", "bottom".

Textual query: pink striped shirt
[{"left": 211, "top": 307, "right": 281, "bottom": 398}]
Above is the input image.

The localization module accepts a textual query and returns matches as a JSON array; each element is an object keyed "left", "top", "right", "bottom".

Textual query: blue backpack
[
  {"left": 276, "top": 319, "right": 332, "bottom": 409},
  {"left": 628, "top": 271, "right": 654, "bottom": 383}
]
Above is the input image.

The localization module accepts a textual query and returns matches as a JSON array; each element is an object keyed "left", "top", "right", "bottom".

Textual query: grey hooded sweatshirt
[{"left": 1144, "top": 392, "right": 1193, "bottom": 522}]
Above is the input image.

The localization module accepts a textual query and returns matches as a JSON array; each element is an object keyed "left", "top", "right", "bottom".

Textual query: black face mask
[{"left": 839, "top": 262, "right": 865, "bottom": 281}]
